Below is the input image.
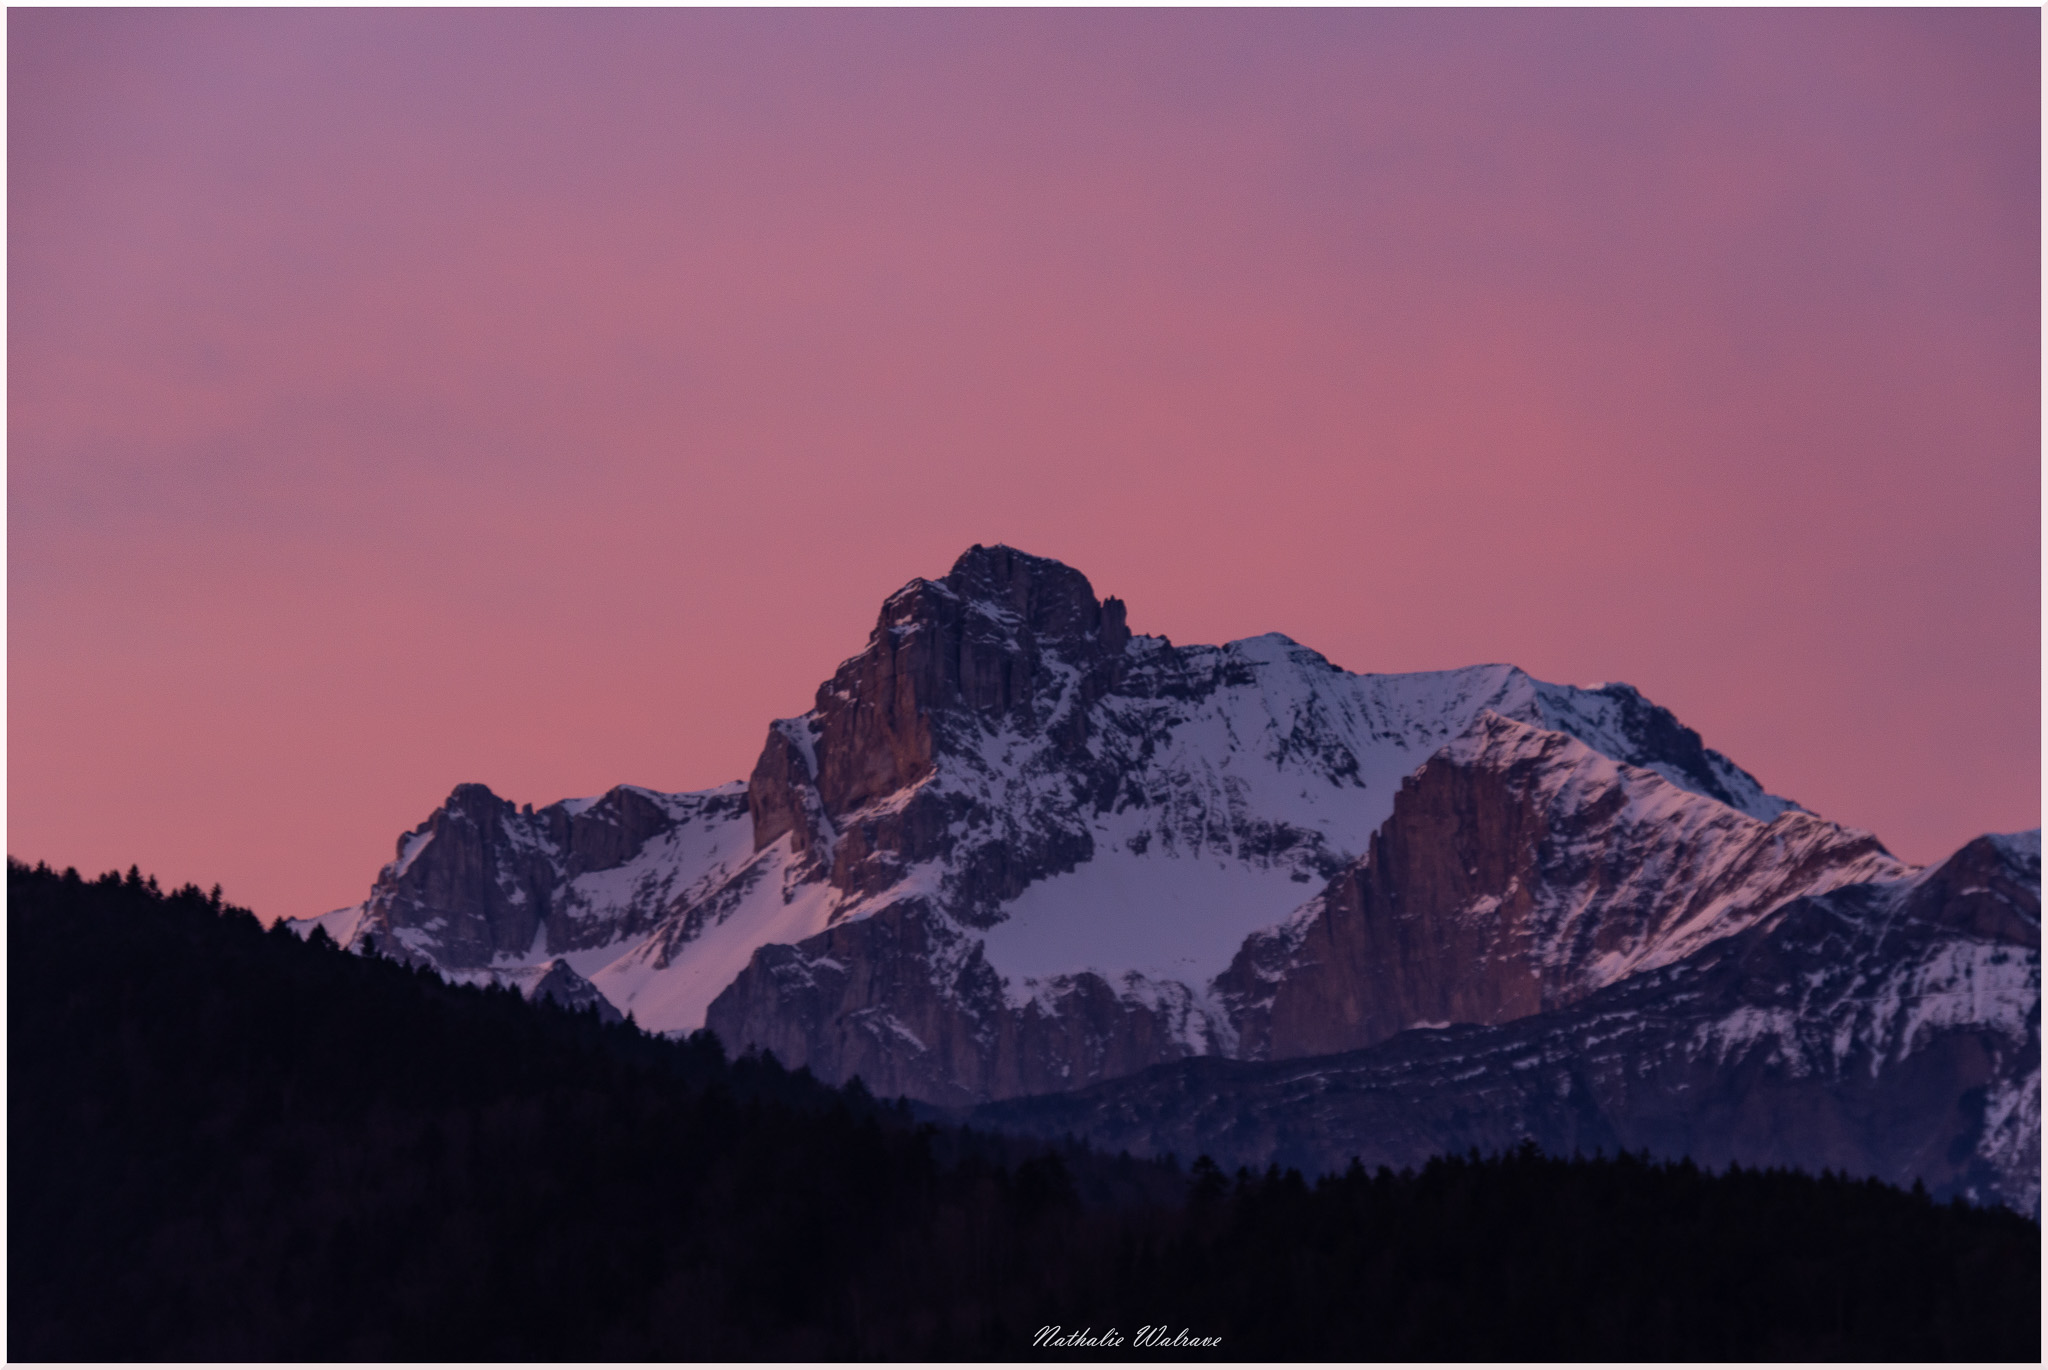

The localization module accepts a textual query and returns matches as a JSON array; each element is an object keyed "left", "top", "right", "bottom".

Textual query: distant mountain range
[{"left": 295, "top": 545, "right": 2039, "bottom": 1211}]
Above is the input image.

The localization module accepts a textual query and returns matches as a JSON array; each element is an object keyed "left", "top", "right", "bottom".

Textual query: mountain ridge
[
  {"left": 292, "top": 543, "right": 2032, "bottom": 1179},
  {"left": 300, "top": 548, "right": 1817, "bottom": 1045},
  {"left": 973, "top": 827, "right": 2041, "bottom": 1214}
]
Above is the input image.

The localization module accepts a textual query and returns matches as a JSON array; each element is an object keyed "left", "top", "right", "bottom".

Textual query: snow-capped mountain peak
[{"left": 295, "top": 546, "right": 2022, "bottom": 1147}]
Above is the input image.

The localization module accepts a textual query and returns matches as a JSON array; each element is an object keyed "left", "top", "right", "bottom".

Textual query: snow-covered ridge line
[
  {"left": 310, "top": 545, "right": 2017, "bottom": 1119},
  {"left": 1440, "top": 710, "right": 1908, "bottom": 983},
  {"left": 307, "top": 626, "right": 1806, "bottom": 1036},
  {"left": 1201, "top": 708, "right": 1913, "bottom": 1065}
]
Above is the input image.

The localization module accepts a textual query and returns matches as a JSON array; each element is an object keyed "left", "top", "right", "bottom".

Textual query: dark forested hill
[{"left": 10, "top": 858, "right": 2038, "bottom": 1361}]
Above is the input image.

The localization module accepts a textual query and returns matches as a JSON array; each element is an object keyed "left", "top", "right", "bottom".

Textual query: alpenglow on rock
[
  {"left": 975, "top": 830, "right": 2042, "bottom": 1216},
  {"left": 294, "top": 544, "right": 2036, "bottom": 1192}
]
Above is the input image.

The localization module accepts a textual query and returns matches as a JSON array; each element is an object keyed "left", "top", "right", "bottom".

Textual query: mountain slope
[
  {"left": 1217, "top": 710, "right": 1907, "bottom": 1060},
  {"left": 973, "top": 830, "right": 2042, "bottom": 1215},
  {"left": 705, "top": 702, "right": 1899, "bottom": 1104}
]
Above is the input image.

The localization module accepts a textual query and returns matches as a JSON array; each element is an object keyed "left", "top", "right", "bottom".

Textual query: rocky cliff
[
  {"left": 974, "top": 831, "right": 2042, "bottom": 1215},
  {"left": 344, "top": 781, "right": 753, "bottom": 970},
  {"left": 1216, "top": 712, "right": 1907, "bottom": 1060}
]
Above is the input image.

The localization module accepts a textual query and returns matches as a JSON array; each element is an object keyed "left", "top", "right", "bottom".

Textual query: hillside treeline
[{"left": 10, "top": 858, "right": 2038, "bottom": 1360}]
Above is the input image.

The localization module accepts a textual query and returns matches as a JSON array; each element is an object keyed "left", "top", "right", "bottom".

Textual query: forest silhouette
[{"left": 10, "top": 858, "right": 2038, "bottom": 1360}]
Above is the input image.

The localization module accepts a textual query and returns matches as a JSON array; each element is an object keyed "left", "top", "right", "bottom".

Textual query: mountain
[
  {"left": 296, "top": 544, "right": 2036, "bottom": 1182},
  {"left": 301, "top": 548, "right": 1795, "bottom": 1072},
  {"left": 973, "top": 831, "right": 2042, "bottom": 1215}
]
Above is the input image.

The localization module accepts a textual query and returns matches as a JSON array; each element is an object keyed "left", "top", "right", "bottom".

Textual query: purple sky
[{"left": 10, "top": 9, "right": 2039, "bottom": 920}]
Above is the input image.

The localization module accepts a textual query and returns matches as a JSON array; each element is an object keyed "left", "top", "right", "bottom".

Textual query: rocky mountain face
[
  {"left": 972, "top": 832, "right": 2042, "bottom": 1216},
  {"left": 344, "top": 782, "right": 752, "bottom": 966},
  {"left": 295, "top": 545, "right": 2037, "bottom": 1200},
  {"left": 1216, "top": 712, "right": 1907, "bottom": 1061}
]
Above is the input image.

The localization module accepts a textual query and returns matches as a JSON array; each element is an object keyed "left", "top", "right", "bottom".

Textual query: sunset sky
[{"left": 10, "top": 9, "right": 2040, "bottom": 922}]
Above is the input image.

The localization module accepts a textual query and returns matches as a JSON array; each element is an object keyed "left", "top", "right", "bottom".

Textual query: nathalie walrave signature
[{"left": 1034, "top": 1326, "right": 1222, "bottom": 1350}]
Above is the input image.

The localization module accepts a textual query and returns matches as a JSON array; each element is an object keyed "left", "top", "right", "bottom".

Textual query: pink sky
[{"left": 10, "top": 10, "right": 2039, "bottom": 921}]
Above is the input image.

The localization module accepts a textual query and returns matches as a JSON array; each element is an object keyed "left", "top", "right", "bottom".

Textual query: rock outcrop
[
  {"left": 745, "top": 545, "right": 1134, "bottom": 918},
  {"left": 345, "top": 781, "right": 753, "bottom": 971}
]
